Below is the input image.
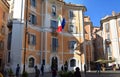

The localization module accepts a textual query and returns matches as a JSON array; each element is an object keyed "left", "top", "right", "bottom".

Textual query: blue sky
[{"left": 64, "top": 0, "right": 120, "bottom": 26}]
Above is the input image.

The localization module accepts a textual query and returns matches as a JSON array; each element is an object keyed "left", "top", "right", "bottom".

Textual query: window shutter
[
  {"left": 31, "top": 35, "right": 34, "bottom": 45},
  {"left": 69, "top": 25, "right": 73, "bottom": 32},
  {"left": 34, "top": 15, "right": 37, "bottom": 24},
  {"left": 56, "top": 39, "right": 58, "bottom": 47},
  {"left": 33, "top": 35, "right": 36, "bottom": 45},
  {"left": 73, "top": 26, "right": 76, "bottom": 33},
  {"left": 71, "top": 42, "right": 74, "bottom": 50},
  {"left": 28, "top": 33, "right": 30, "bottom": 44}
]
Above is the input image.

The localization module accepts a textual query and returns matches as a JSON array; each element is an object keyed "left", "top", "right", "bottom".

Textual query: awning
[{"left": 95, "top": 59, "right": 115, "bottom": 63}]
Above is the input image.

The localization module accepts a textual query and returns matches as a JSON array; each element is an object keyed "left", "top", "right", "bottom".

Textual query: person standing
[
  {"left": 16, "top": 64, "right": 20, "bottom": 77},
  {"left": 61, "top": 65, "right": 64, "bottom": 71},
  {"left": 84, "top": 64, "right": 87, "bottom": 75},
  {"left": 64, "top": 61, "right": 68, "bottom": 72},
  {"left": 4, "top": 64, "right": 10, "bottom": 77},
  {"left": 41, "top": 64, "right": 44, "bottom": 76},
  {"left": 34, "top": 65, "right": 40, "bottom": 77},
  {"left": 74, "top": 67, "right": 81, "bottom": 77},
  {"left": 96, "top": 62, "right": 101, "bottom": 74},
  {"left": 52, "top": 68, "right": 57, "bottom": 77}
]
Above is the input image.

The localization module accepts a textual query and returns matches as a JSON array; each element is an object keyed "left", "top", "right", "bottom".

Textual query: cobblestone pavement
[
  {"left": 28, "top": 72, "right": 58, "bottom": 77},
  {"left": 83, "top": 71, "right": 120, "bottom": 77},
  {"left": 28, "top": 71, "right": 120, "bottom": 77}
]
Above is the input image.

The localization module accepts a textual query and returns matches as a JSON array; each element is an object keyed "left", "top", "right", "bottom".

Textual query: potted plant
[
  {"left": 8, "top": 68, "right": 14, "bottom": 77},
  {"left": 22, "top": 71, "right": 28, "bottom": 77},
  {"left": 58, "top": 71, "right": 74, "bottom": 77}
]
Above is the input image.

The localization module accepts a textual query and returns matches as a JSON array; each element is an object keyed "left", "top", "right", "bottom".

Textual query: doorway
[{"left": 51, "top": 56, "right": 58, "bottom": 71}]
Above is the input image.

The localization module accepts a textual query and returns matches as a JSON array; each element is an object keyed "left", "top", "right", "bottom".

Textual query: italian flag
[{"left": 56, "top": 16, "right": 66, "bottom": 32}]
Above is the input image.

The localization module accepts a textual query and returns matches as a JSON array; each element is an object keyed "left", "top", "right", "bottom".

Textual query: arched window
[
  {"left": 51, "top": 5, "right": 56, "bottom": 16},
  {"left": 28, "top": 57, "right": 35, "bottom": 68},
  {"left": 51, "top": 57, "right": 58, "bottom": 70},
  {"left": 70, "top": 59, "right": 76, "bottom": 67}
]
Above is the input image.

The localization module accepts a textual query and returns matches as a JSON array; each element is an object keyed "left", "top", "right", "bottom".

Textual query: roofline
[
  {"left": 100, "top": 12, "right": 120, "bottom": 24},
  {"left": 65, "top": 3, "right": 87, "bottom": 12}
]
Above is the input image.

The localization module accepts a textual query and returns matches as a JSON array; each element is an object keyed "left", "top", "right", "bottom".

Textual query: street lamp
[{"left": 23, "top": 0, "right": 28, "bottom": 72}]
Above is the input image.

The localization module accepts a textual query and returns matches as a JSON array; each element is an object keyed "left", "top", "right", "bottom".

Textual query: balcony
[
  {"left": 105, "top": 39, "right": 111, "bottom": 45},
  {"left": 51, "top": 28, "right": 58, "bottom": 36},
  {"left": 7, "top": 20, "right": 13, "bottom": 29}
]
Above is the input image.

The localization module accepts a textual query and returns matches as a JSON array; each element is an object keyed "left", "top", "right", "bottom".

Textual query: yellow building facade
[{"left": 7, "top": 0, "right": 86, "bottom": 73}]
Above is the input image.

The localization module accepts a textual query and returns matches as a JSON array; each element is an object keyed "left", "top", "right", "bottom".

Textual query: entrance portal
[{"left": 51, "top": 57, "right": 58, "bottom": 71}]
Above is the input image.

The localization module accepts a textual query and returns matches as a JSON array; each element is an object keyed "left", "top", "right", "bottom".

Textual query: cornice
[
  {"left": 0, "top": 0, "right": 9, "bottom": 9},
  {"left": 84, "top": 22, "right": 92, "bottom": 26},
  {"left": 49, "top": 0, "right": 65, "bottom": 5},
  {"left": 65, "top": 3, "right": 87, "bottom": 12},
  {"left": 101, "top": 13, "right": 120, "bottom": 24},
  {"left": 49, "top": 0, "right": 86, "bottom": 12}
]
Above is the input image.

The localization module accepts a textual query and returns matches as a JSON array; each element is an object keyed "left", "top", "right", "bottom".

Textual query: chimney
[{"left": 112, "top": 11, "right": 116, "bottom": 16}]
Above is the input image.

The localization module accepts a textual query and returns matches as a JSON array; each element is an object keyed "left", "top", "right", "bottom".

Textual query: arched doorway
[{"left": 51, "top": 56, "right": 58, "bottom": 71}]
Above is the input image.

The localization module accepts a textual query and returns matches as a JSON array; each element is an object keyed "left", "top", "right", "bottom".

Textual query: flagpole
[
  {"left": 62, "top": 31, "right": 64, "bottom": 65},
  {"left": 62, "top": 18, "right": 66, "bottom": 66}
]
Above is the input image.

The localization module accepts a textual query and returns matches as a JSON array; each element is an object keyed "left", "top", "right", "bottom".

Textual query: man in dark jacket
[
  {"left": 74, "top": 67, "right": 81, "bottom": 77},
  {"left": 41, "top": 64, "right": 44, "bottom": 76},
  {"left": 16, "top": 64, "right": 20, "bottom": 77},
  {"left": 34, "top": 65, "right": 40, "bottom": 77}
]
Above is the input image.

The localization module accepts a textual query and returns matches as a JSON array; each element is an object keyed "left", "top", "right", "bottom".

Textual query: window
[
  {"left": 28, "top": 57, "right": 35, "bottom": 67},
  {"left": 30, "top": 0, "right": 36, "bottom": 7},
  {"left": 69, "top": 40, "right": 77, "bottom": 50},
  {"left": 69, "top": 10, "right": 74, "bottom": 19},
  {"left": 70, "top": 59, "right": 76, "bottom": 67},
  {"left": 3, "top": 12, "right": 6, "bottom": 20},
  {"left": 51, "top": 5, "right": 56, "bottom": 17},
  {"left": 105, "top": 23, "right": 109, "bottom": 32},
  {"left": 107, "top": 46, "right": 112, "bottom": 56},
  {"left": 118, "top": 20, "right": 120, "bottom": 27},
  {"left": 28, "top": 33, "right": 36, "bottom": 45},
  {"left": 1, "top": 26, "right": 5, "bottom": 35},
  {"left": 52, "top": 38, "right": 58, "bottom": 52},
  {"left": 107, "top": 34, "right": 110, "bottom": 40},
  {"left": 68, "top": 25, "right": 76, "bottom": 33},
  {"left": 0, "top": 41, "right": 4, "bottom": 50},
  {"left": 29, "top": 13, "right": 37, "bottom": 25},
  {"left": 7, "top": 32, "right": 12, "bottom": 50},
  {"left": 109, "top": 57, "right": 112, "bottom": 60},
  {"left": 51, "top": 20, "right": 58, "bottom": 29},
  {"left": 8, "top": 52, "right": 10, "bottom": 63}
]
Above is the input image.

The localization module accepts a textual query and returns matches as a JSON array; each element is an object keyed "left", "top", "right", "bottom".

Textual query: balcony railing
[
  {"left": 7, "top": 20, "right": 13, "bottom": 29},
  {"left": 51, "top": 28, "right": 58, "bottom": 36},
  {"left": 105, "top": 39, "right": 111, "bottom": 45}
]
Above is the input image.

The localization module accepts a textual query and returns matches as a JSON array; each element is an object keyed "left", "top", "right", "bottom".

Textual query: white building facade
[{"left": 101, "top": 11, "right": 120, "bottom": 67}]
